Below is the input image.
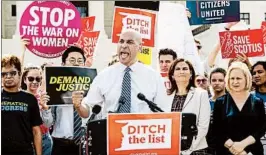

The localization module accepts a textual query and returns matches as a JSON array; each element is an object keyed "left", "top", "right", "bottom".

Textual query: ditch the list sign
[
  {"left": 107, "top": 113, "right": 181, "bottom": 155},
  {"left": 19, "top": 1, "right": 81, "bottom": 58},
  {"left": 112, "top": 7, "right": 156, "bottom": 47}
]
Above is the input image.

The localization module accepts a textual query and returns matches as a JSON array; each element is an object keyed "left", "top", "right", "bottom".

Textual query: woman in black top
[{"left": 213, "top": 62, "right": 266, "bottom": 155}]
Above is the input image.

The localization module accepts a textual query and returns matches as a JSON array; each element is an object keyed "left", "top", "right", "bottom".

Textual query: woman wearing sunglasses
[{"left": 21, "top": 65, "right": 53, "bottom": 155}]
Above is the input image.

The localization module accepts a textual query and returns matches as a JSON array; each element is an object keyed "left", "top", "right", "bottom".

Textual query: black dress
[{"left": 213, "top": 93, "right": 266, "bottom": 155}]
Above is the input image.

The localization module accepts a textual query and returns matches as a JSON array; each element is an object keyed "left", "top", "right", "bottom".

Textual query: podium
[{"left": 86, "top": 113, "right": 197, "bottom": 155}]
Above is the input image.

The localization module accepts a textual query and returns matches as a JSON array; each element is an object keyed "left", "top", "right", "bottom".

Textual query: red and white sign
[
  {"left": 219, "top": 29, "right": 265, "bottom": 58},
  {"left": 77, "top": 31, "right": 100, "bottom": 59},
  {"left": 161, "top": 73, "right": 171, "bottom": 90},
  {"left": 81, "top": 16, "right": 95, "bottom": 32},
  {"left": 261, "top": 21, "right": 266, "bottom": 44},
  {"left": 19, "top": 1, "right": 81, "bottom": 58},
  {"left": 107, "top": 113, "right": 181, "bottom": 155},
  {"left": 112, "top": 7, "right": 156, "bottom": 47}
]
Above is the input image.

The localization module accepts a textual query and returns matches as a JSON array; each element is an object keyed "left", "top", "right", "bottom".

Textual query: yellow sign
[{"left": 137, "top": 46, "right": 152, "bottom": 65}]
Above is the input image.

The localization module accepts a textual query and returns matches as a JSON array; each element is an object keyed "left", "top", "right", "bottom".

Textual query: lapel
[{"left": 182, "top": 87, "right": 195, "bottom": 110}]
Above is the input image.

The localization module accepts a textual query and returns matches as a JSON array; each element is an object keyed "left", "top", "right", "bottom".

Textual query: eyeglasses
[
  {"left": 66, "top": 58, "right": 84, "bottom": 65},
  {"left": 27, "top": 76, "right": 42, "bottom": 82},
  {"left": 1, "top": 71, "right": 18, "bottom": 78},
  {"left": 196, "top": 79, "right": 207, "bottom": 84}
]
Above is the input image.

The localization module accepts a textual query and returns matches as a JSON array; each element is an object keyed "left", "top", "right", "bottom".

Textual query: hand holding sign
[
  {"left": 40, "top": 92, "right": 50, "bottom": 110},
  {"left": 20, "top": 36, "right": 30, "bottom": 52},
  {"left": 186, "top": 8, "right": 191, "bottom": 18},
  {"left": 225, "top": 21, "right": 239, "bottom": 30},
  {"left": 20, "top": 37, "right": 30, "bottom": 69},
  {"left": 72, "top": 91, "right": 84, "bottom": 109}
]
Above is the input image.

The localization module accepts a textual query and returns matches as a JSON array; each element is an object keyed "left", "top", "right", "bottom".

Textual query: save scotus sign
[
  {"left": 187, "top": 1, "right": 240, "bottom": 25},
  {"left": 107, "top": 113, "right": 181, "bottom": 155},
  {"left": 45, "top": 66, "right": 97, "bottom": 106},
  {"left": 219, "top": 29, "right": 265, "bottom": 59},
  {"left": 77, "top": 16, "right": 100, "bottom": 67},
  {"left": 112, "top": 7, "right": 156, "bottom": 47},
  {"left": 262, "top": 22, "right": 266, "bottom": 44},
  {"left": 19, "top": 1, "right": 81, "bottom": 58}
]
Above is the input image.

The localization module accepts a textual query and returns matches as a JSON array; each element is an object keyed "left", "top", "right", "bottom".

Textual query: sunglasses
[
  {"left": 27, "top": 76, "right": 42, "bottom": 82},
  {"left": 197, "top": 45, "right": 202, "bottom": 50},
  {"left": 196, "top": 79, "right": 207, "bottom": 84},
  {"left": 1, "top": 71, "right": 18, "bottom": 78}
]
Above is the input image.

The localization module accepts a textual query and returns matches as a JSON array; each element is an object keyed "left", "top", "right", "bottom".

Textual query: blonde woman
[{"left": 213, "top": 62, "right": 266, "bottom": 155}]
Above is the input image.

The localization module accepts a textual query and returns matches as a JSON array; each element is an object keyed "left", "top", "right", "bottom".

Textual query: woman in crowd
[
  {"left": 213, "top": 62, "right": 266, "bottom": 155},
  {"left": 21, "top": 65, "right": 53, "bottom": 155},
  {"left": 252, "top": 61, "right": 266, "bottom": 104},
  {"left": 194, "top": 73, "right": 211, "bottom": 97},
  {"left": 167, "top": 58, "right": 210, "bottom": 155}
]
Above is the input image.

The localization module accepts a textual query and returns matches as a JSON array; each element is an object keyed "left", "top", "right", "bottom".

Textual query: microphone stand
[{"left": 147, "top": 102, "right": 164, "bottom": 112}]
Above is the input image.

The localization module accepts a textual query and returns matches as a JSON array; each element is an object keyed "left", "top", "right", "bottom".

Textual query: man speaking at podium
[{"left": 72, "top": 30, "right": 171, "bottom": 118}]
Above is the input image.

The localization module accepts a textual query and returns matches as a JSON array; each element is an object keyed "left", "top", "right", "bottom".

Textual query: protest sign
[
  {"left": 19, "top": 1, "right": 81, "bottom": 58},
  {"left": 219, "top": 29, "right": 265, "bottom": 59},
  {"left": 81, "top": 16, "right": 95, "bottom": 32},
  {"left": 157, "top": 2, "right": 204, "bottom": 75},
  {"left": 262, "top": 21, "right": 266, "bottom": 44},
  {"left": 112, "top": 7, "right": 156, "bottom": 47},
  {"left": 77, "top": 31, "right": 100, "bottom": 61},
  {"left": 187, "top": 1, "right": 240, "bottom": 25},
  {"left": 137, "top": 46, "right": 152, "bottom": 65},
  {"left": 107, "top": 113, "right": 181, "bottom": 155},
  {"left": 45, "top": 66, "right": 97, "bottom": 106}
]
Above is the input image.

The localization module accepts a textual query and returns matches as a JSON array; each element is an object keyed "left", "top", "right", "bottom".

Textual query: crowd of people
[{"left": 2, "top": 11, "right": 266, "bottom": 155}]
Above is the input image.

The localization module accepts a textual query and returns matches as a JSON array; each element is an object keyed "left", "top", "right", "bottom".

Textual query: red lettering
[{"left": 128, "top": 126, "right": 136, "bottom": 134}]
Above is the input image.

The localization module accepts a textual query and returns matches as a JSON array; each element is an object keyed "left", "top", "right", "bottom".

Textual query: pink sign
[{"left": 19, "top": 1, "right": 81, "bottom": 58}]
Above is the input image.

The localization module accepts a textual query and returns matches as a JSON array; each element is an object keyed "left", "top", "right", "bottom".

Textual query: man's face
[
  {"left": 252, "top": 64, "right": 266, "bottom": 86},
  {"left": 63, "top": 52, "right": 85, "bottom": 66},
  {"left": 2, "top": 65, "right": 21, "bottom": 89},
  {"left": 117, "top": 32, "right": 141, "bottom": 66},
  {"left": 159, "top": 55, "right": 174, "bottom": 73},
  {"left": 210, "top": 73, "right": 225, "bottom": 93},
  {"left": 195, "top": 75, "right": 208, "bottom": 90}
]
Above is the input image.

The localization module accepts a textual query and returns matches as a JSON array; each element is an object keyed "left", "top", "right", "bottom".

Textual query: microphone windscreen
[
  {"left": 119, "top": 96, "right": 126, "bottom": 105},
  {"left": 92, "top": 105, "right": 102, "bottom": 114},
  {"left": 137, "top": 93, "right": 146, "bottom": 101}
]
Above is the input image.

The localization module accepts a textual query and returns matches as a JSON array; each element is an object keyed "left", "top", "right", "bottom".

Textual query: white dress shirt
[
  {"left": 51, "top": 105, "right": 89, "bottom": 139},
  {"left": 82, "top": 62, "right": 171, "bottom": 118}
]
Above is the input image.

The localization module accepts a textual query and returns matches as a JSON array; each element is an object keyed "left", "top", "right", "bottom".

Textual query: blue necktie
[
  {"left": 73, "top": 109, "right": 82, "bottom": 144},
  {"left": 118, "top": 67, "right": 131, "bottom": 113}
]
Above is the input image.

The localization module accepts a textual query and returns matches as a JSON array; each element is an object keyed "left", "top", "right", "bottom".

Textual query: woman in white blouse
[{"left": 167, "top": 58, "right": 211, "bottom": 155}]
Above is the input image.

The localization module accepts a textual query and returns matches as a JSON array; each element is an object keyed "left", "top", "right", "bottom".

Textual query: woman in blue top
[{"left": 213, "top": 62, "right": 266, "bottom": 155}]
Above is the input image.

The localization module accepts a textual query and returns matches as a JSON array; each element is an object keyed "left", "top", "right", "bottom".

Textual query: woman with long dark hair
[
  {"left": 21, "top": 65, "right": 53, "bottom": 155},
  {"left": 167, "top": 58, "right": 210, "bottom": 155}
]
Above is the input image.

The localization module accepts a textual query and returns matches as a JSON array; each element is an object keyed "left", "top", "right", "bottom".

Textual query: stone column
[
  {"left": 13, "top": 1, "right": 32, "bottom": 39},
  {"left": 89, "top": 1, "right": 107, "bottom": 38}
]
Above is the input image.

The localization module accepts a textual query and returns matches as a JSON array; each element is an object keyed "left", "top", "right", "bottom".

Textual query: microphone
[
  {"left": 115, "top": 97, "right": 125, "bottom": 113},
  {"left": 137, "top": 93, "right": 164, "bottom": 112},
  {"left": 88, "top": 105, "right": 102, "bottom": 122}
]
